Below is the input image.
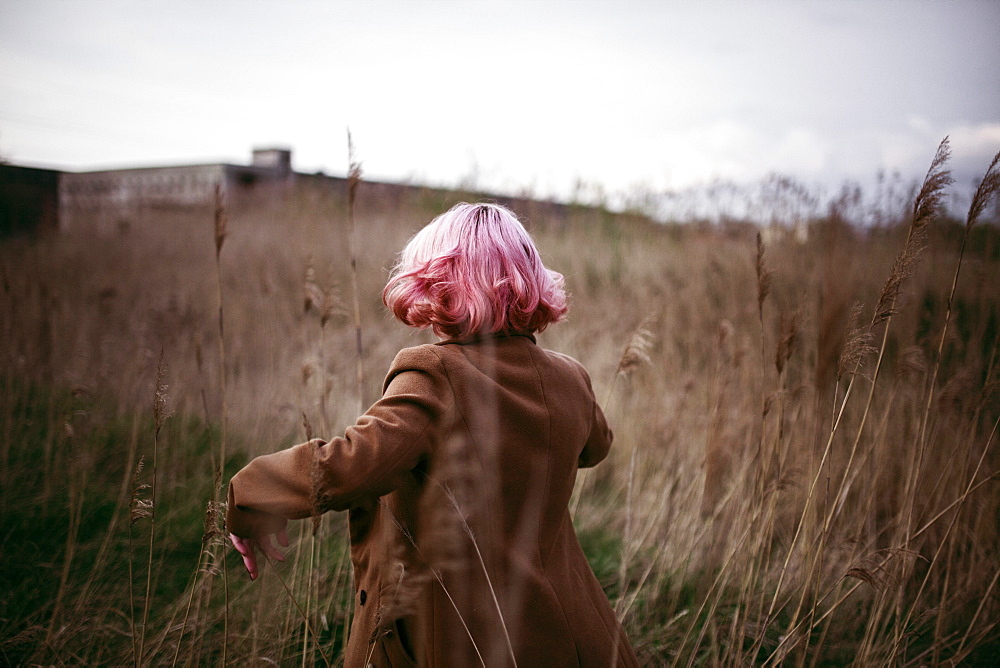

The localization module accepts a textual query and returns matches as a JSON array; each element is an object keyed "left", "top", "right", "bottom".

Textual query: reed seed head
[
  {"left": 616, "top": 315, "right": 657, "bottom": 378},
  {"left": 202, "top": 498, "right": 223, "bottom": 543},
  {"left": 302, "top": 410, "right": 313, "bottom": 441},
  {"left": 909, "top": 137, "right": 953, "bottom": 237},
  {"left": 304, "top": 256, "right": 322, "bottom": 315},
  {"left": 966, "top": 150, "right": 1000, "bottom": 230},
  {"left": 775, "top": 308, "right": 800, "bottom": 375},
  {"left": 347, "top": 128, "right": 363, "bottom": 208},
  {"left": 153, "top": 349, "right": 171, "bottom": 437},
  {"left": 213, "top": 183, "right": 227, "bottom": 257},
  {"left": 755, "top": 232, "right": 772, "bottom": 317},
  {"left": 129, "top": 457, "right": 152, "bottom": 525},
  {"left": 303, "top": 257, "right": 341, "bottom": 326},
  {"left": 873, "top": 137, "right": 952, "bottom": 327},
  {"left": 839, "top": 302, "right": 877, "bottom": 379}
]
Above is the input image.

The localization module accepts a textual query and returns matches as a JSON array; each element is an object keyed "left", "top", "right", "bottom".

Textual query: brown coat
[{"left": 227, "top": 333, "right": 638, "bottom": 667}]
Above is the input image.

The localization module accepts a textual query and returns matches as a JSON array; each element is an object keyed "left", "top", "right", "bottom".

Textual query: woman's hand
[{"left": 229, "top": 528, "right": 289, "bottom": 580}]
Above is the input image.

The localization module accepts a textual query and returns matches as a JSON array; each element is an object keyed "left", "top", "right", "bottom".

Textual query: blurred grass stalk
[{"left": 1, "top": 141, "right": 998, "bottom": 665}]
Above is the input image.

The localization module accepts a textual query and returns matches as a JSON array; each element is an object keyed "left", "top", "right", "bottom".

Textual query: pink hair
[{"left": 382, "top": 202, "right": 568, "bottom": 339}]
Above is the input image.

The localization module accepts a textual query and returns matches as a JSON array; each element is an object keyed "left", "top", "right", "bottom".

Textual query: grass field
[{"left": 1, "top": 143, "right": 998, "bottom": 665}]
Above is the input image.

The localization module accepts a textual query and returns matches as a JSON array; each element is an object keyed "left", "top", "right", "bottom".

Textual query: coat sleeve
[
  {"left": 577, "top": 366, "right": 613, "bottom": 469},
  {"left": 226, "top": 346, "right": 451, "bottom": 538}
]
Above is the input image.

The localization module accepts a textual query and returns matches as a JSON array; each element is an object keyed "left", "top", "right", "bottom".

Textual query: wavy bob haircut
[{"left": 383, "top": 202, "right": 568, "bottom": 340}]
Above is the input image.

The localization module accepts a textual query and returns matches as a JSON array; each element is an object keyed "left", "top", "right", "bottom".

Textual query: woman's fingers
[
  {"left": 230, "top": 533, "right": 260, "bottom": 580},
  {"left": 242, "top": 541, "right": 260, "bottom": 580},
  {"left": 258, "top": 533, "right": 287, "bottom": 563},
  {"left": 243, "top": 553, "right": 259, "bottom": 580},
  {"left": 229, "top": 531, "right": 287, "bottom": 581},
  {"left": 230, "top": 533, "right": 249, "bottom": 557}
]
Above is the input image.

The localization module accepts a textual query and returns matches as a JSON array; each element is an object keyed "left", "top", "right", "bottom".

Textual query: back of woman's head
[{"left": 383, "top": 202, "right": 568, "bottom": 340}]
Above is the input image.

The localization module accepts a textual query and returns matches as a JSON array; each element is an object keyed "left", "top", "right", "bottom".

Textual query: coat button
[{"left": 359, "top": 589, "right": 367, "bottom": 606}]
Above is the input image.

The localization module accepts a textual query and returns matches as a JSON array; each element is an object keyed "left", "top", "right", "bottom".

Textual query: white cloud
[
  {"left": 2, "top": 0, "right": 998, "bottom": 199},
  {"left": 771, "top": 128, "right": 831, "bottom": 175},
  {"left": 651, "top": 123, "right": 832, "bottom": 190},
  {"left": 950, "top": 123, "right": 1000, "bottom": 160}
]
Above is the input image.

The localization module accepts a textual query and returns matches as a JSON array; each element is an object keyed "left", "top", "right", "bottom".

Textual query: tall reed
[
  {"left": 212, "top": 183, "right": 231, "bottom": 665},
  {"left": 758, "top": 139, "right": 951, "bottom": 653},
  {"left": 128, "top": 456, "right": 150, "bottom": 666},
  {"left": 346, "top": 130, "right": 368, "bottom": 414},
  {"left": 1, "top": 139, "right": 997, "bottom": 665},
  {"left": 138, "top": 350, "right": 169, "bottom": 664}
]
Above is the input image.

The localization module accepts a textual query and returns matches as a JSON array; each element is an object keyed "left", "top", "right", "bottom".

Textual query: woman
[{"left": 227, "top": 202, "right": 638, "bottom": 666}]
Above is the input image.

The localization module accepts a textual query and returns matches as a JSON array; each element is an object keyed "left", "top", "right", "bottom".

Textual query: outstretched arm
[{"left": 225, "top": 346, "right": 451, "bottom": 578}]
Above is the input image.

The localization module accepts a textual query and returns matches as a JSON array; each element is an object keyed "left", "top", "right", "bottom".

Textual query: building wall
[
  {"left": 57, "top": 161, "right": 308, "bottom": 232},
  {"left": 0, "top": 164, "right": 60, "bottom": 237},
  {"left": 59, "top": 164, "right": 226, "bottom": 229},
  {"left": 15, "top": 147, "right": 572, "bottom": 236}
]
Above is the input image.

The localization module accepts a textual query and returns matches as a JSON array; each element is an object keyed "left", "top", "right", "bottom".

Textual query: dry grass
[{"left": 1, "top": 145, "right": 999, "bottom": 665}]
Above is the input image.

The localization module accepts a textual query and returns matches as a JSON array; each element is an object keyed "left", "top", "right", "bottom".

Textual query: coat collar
[{"left": 435, "top": 331, "right": 537, "bottom": 346}]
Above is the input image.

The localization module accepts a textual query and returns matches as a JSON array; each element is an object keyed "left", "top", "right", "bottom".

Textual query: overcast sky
[{"left": 2, "top": 0, "right": 998, "bottom": 204}]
